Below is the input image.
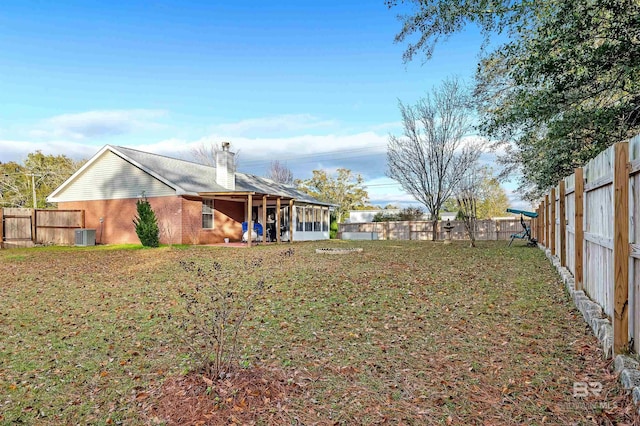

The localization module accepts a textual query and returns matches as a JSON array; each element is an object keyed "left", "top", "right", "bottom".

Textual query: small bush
[
  {"left": 177, "top": 259, "right": 268, "bottom": 380},
  {"left": 133, "top": 196, "right": 160, "bottom": 247},
  {"left": 373, "top": 212, "right": 399, "bottom": 222},
  {"left": 330, "top": 217, "right": 338, "bottom": 239}
]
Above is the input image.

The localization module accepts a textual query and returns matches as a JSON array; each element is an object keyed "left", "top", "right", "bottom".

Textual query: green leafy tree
[
  {"left": 295, "top": 168, "right": 369, "bottom": 223},
  {"left": 441, "top": 198, "right": 458, "bottom": 213},
  {"left": 0, "top": 152, "right": 85, "bottom": 208},
  {"left": 133, "top": 196, "right": 160, "bottom": 247},
  {"left": 374, "top": 206, "right": 425, "bottom": 222},
  {"left": 442, "top": 167, "right": 510, "bottom": 219},
  {"left": 373, "top": 211, "right": 399, "bottom": 222},
  {"left": 398, "top": 206, "right": 425, "bottom": 221},
  {"left": 474, "top": 167, "right": 510, "bottom": 219},
  {"left": 387, "top": 0, "right": 640, "bottom": 200}
]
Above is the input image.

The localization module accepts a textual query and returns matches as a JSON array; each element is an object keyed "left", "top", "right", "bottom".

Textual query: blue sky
[{"left": 0, "top": 1, "right": 526, "bottom": 210}]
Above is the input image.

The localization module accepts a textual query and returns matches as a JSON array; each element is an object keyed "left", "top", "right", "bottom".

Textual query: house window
[{"left": 202, "top": 199, "right": 214, "bottom": 229}]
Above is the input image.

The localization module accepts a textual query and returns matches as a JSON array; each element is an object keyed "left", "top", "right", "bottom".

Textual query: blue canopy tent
[{"left": 506, "top": 208, "right": 538, "bottom": 247}]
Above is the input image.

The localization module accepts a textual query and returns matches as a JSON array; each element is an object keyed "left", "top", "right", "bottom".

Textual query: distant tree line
[{"left": 0, "top": 152, "right": 85, "bottom": 208}]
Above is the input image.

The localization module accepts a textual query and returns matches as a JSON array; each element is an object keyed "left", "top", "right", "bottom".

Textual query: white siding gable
[{"left": 52, "top": 150, "right": 176, "bottom": 202}]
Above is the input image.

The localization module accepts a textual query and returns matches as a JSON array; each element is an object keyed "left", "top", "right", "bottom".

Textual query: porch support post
[
  {"left": 262, "top": 195, "right": 267, "bottom": 242},
  {"left": 289, "top": 199, "right": 294, "bottom": 243},
  {"left": 247, "top": 193, "right": 253, "bottom": 247},
  {"left": 276, "top": 197, "right": 282, "bottom": 243}
]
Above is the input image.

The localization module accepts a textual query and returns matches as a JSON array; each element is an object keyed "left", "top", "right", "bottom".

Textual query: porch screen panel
[
  {"left": 314, "top": 207, "right": 321, "bottom": 231},
  {"left": 305, "top": 207, "right": 313, "bottom": 231},
  {"left": 296, "top": 206, "right": 304, "bottom": 232},
  {"left": 322, "top": 208, "right": 329, "bottom": 232}
]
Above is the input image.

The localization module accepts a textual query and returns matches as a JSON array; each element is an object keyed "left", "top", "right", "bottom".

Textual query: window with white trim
[{"left": 202, "top": 199, "right": 214, "bottom": 229}]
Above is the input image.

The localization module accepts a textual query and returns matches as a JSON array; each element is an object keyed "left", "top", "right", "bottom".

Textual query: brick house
[{"left": 47, "top": 144, "right": 332, "bottom": 245}]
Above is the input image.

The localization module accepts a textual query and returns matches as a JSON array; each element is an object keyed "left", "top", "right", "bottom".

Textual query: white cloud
[
  {"left": 143, "top": 131, "right": 389, "bottom": 168},
  {"left": 30, "top": 109, "right": 168, "bottom": 141},
  {"left": 0, "top": 112, "right": 528, "bottom": 209},
  {"left": 0, "top": 140, "right": 98, "bottom": 162},
  {"left": 209, "top": 114, "right": 337, "bottom": 137}
]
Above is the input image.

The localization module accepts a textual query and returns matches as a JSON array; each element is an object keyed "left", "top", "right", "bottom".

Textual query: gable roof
[{"left": 48, "top": 144, "right": 331, "bottom": 206}]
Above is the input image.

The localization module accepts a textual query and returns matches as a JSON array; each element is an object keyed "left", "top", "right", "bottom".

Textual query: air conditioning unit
[{"left": 75, "top": 229, "right": 96, "bottom": 246}]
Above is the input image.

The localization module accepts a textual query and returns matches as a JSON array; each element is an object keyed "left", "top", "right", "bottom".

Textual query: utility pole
[{"left": 31, "top": 173, "right": 36, "bottom": 209}]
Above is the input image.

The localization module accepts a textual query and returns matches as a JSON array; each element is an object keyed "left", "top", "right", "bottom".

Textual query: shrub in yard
[
  {"left": 330, "top": 214, "right": 338, "bottom": 239},
  {"left": 373, "top": 212, "right": 399, "bottom": 222},
  {"left": 177, "top": 259, "right": 268, "bottom": 380},
  {"left": 133, "top": 195, "right": 160, "bottom": 247}
]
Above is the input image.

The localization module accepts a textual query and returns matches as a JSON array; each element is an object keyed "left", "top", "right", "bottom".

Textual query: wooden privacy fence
[
  {"left": 339, "top": 219, "right": 528, "bottom": 241},
  {"left": 531, "top": 134, "right": 640, "bottom": 356},
  {"left": 0, "top": 208, "right": 85, "bottom": 248}
]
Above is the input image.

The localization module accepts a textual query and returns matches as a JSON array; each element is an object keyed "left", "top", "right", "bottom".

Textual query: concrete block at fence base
[
  {"left": 632, "top": 387, "right": 640, "bottom": 406},
  {"left": 583, "top": 307, "right": 603, "bottom": 330},
  {"left": 591, "top": 318, "right": 610, "bottom": 336},
  {"left": 565, "top": 277, "right": 575, "bottom": 290},
  {"left": 572, "top": 290, "right": 586, "bottom": 305},
  {"left": 614, "top": 355, "right": 640, "bottom": 374},
  {"left": 573, "top": 294, "right": 588, "bottom": 311},
  {"left": 582, "top": 301, "right": 602, "bottom": 320},
  {"left": 559, "top": 268, "right": 572, "bottom": 283},
  {"left": 620, "top": 369, "right": 640, "bottom": 390},
  {"left": 565, "top": 284, "right": 575, "bottom": 298},
  {"left": 599, "top": 324, "right": 614, "bottom": 359}
]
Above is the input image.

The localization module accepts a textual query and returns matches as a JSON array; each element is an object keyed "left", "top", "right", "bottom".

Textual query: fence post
[
  {"left": 550, "top": 188, "right": 556, "bottom": 255},
  {"left": 574, "top": 168, "right": 584, "bottom": 291},
  {"left": 559, "top": 181, "right": 566, "bottom": 267},
  {"left": 538, "top": 205, "right": 542, "bottom": 242},
  {"left": 544, "top": 195, "right": 549, "bottom": 246},
  {"left": 614, "top": 141, "right": 630, "bottom": 355},
  {"left": 537, "top": 205, "right": 542, "bottom": 244},
  {"left": 0, "top": 208, "right": 3, "bottom": 249},
  {"left": 31, "top": 209, "right": 37, "bottom": 245}
]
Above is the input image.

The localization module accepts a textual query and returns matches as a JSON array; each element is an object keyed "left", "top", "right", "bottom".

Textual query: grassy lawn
[{"left": 0, "top": 240, "right": 636, "bottom": 425}]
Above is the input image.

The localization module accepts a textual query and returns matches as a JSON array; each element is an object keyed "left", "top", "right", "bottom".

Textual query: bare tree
[
  {"left": 387, "top": 77, "right": 483, "bottom": 240},
  {"left": 191, "top": 142, "right": 240, "bottom": 168},
  {"left": 266, "top": 160, "right": 294, "bottom": 185},
  {"left": 456, "top": 168, "right": 481, "bottom": 247}
]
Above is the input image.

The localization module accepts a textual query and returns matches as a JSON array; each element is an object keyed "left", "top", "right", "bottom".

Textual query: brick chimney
[{"left": 216, "top": 142, "right": 236, "bottom": 190}]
